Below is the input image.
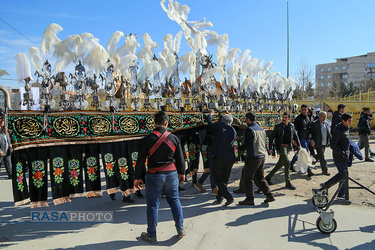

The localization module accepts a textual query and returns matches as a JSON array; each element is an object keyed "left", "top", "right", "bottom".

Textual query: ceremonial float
[{"left": 5, "top": 0, "right": 297, "bottom": 208}]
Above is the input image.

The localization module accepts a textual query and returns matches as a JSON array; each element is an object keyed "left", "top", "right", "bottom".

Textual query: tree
[
  {"left": 330, "top": 80, "right": 346, "bottom": 99},
  {"left": 293, "top": 59, "right": 315, "bottom": 99}
]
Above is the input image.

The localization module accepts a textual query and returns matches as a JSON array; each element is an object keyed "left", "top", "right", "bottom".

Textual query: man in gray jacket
[{"left": 0, "top": 110, "right": 11, "bottom": 178}]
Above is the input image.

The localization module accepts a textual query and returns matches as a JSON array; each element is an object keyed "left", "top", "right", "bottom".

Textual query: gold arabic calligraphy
[
  {"left": 54, "top": 117, "right": 79, "bottom": 136},
  {"left": 14, "top": 118, "right": 43, "bottom": 138}
]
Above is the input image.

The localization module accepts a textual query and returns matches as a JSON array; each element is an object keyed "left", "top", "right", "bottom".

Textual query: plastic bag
[{"left": 294, "top": 148, "right": 312, "bottom": 174}]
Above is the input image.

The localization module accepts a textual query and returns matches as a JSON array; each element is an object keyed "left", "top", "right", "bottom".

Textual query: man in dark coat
[
  {"left": 357, "top": 108, "right": 373, "bottom": 162},
  {"left": 310, "top": 111, "right": 331, "bottom": 175},
  {"left": 331, "top": 104, "right": 346, "bottom": 132},
  {"left": 266, "top": 112, "right": 301, "bottom": 190},
  {"left": 207, "top": 109, "right": 237, "bottom": 206},
  {"left": 320, "top": 113, "right": 352, "bottom": 200}
]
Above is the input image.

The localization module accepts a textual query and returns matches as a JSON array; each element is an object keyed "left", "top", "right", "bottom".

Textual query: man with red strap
[{"left": 134, "top": 111, "right": 186, "bottom": 244}]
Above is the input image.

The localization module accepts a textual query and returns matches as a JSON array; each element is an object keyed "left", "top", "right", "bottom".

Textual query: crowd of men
[{"left": 130, "top": 104, "right": 374, "bottom": 244}]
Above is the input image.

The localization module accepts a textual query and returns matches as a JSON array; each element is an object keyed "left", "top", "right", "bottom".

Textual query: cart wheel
[
  {"left": 316, "top": 217, "right": 337, "bottom": 234},
  {"left": 312, "top": 195, "right": 329, "bottom": 208}
]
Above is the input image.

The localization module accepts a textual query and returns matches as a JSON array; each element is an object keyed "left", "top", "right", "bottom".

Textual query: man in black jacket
[
  {"left": 310, "top": 111, "right": 331, "bottom": 175},
  {"left": 358, "top": 108, "right": 374, "bottom": 162},
  {"left": 320, "top": 113, "right": 352, "bottom": 200},
  {"left": 134, "top": 111, "right": 186, "bottom": 244},
  {"left": 331, "top": 104, "right": 346, "bottom": 132},
  {"left": 290, "top": 104, "right": 315, "bottom": 177},
  {"left": 266, "top": 112, "right": 301, "bottom": 190}
]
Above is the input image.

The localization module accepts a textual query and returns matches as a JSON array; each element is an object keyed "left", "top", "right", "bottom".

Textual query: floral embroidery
[
  {"left": 118, "top": 157, "right": 129, "bottom": 180},
  {"left": 184, "top": 143, "right": 189, "bottom": 162},
  {"left": 132, "top": 152, "right": 138, "bottom": 171},
  {"left": 86, "top": 157, "right": 98, "bottom": 181},
  {"left": 104, "top": 153, "right": 115, "bottom": 177},
  {"left": 52, "top": 157, "right": 64, "bottom": 184},
  {"left": 201, "top": 145, "right": 208, "bottom": 163},
  {"left": 234, "top": 141, "right": 239, "bottom": 158},
  {"left": 68, "top": 159, "right": 80, "bottom": 186},
  {"left": 189, "top": 143, "right": 196, "bottom": 161},
  {"left": 15, "top": 162, "right": 24, "bottom": 191},
  {"left": 32, "top": 160, "right": 45, "bottom": 188}
]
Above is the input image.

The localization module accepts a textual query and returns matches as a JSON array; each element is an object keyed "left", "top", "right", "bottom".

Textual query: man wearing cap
[
  {"left": 207, "top": 109, "right": 237, "bottom": 206},
  {"left": 331, "top": 104, "right": 346, "bottom": 132},
  {"left": 238, "top": 112, "right": 275, "bottom": 205},
  {"left": 0, "top": 110, "right": 12, "bottom": 179},
  {"left": 134, "top": 111, "right": 186, "bottom": 244},
  {"left": 314, "top": 108, "right": 321, "bottom": 120}
]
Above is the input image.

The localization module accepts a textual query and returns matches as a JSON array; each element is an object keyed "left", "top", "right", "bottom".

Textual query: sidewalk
[{"left": 0, "top": 141, "right": 375, "bottom": 249}]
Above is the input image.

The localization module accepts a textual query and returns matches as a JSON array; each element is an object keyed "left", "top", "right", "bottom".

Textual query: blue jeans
[
  {"left": 290, "top": 138, "right": 312, "bottom": 172},
  {"left": 323, "top": 160, "right": 348, "bottom": 197},
  {"left": 145, "top": 171, "right": 184, "bottom": 237}
]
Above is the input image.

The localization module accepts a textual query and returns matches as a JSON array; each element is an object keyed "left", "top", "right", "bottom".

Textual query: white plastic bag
[{"left": 294, "top": 148, "right": 312, "bottom": 174}]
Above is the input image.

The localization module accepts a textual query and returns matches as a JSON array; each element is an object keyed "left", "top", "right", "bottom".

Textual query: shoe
[
  {"left": 254, "top": 188, "right": 262, "bottom": 194},
  {"left": 265, "top": 176, "right": 273, "bottom": 185},
  {"left": 194, "top": 183, "right": 207, "bottom": 193},
  {"left": 122, "top": 196, "right": 135, "bottom": 203},
  {"left": 290, "top": 167, "right": 297, "bottom": 172},
  {"left": 211, "top": 187, "right": 218, "bottom": 195},
  {"left": 321, "top": 171, "right": 331, "bottom": 176},
  {"left": 285, "top": 182, "right": 296, "bottom": 190},
  {"left": 365, "top": 158, "right": 374, "bottom": 162},
  {"left": 140, "top": 232, "right": 157, "bottom": 245},
  {"left": 109, "top": 193, "right": 116, "bottom": 201},
  {"left": 217, "top": 196, "right": 224, "bottom": 204},
  {"left": 264, "top": 196, "right": 275, "bottom": 203},
  {"left": 370, "top": 152, "right": 375, "bottom": 156},
  {"left": 308, "top": 171, "right": 315, "bottom": 177},
  {"left": 238, "top": 199, "right": 255, "bottom": 206},
  {"left": 134, "top": 190, "right": 144, "bottom": 199},
  {"left": 177, "top": 228, "right": 186, "bottom": 239},
  {"left": 233, "top": 189, "right": 245, "bottom": 194},
  {"left": 224, "top": 199, "right": 234, "bottom": 206},
  {"left": 179, "top": 186, "right": 185, "bottom": 191}
]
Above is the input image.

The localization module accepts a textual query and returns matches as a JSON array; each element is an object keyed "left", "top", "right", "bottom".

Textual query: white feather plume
[
  {"left": 107, "top": 31, "right": 124, "bottom": 58},
  {"left": 29, "top": 47, "right": 43, "bottom": 72},
  {"left": 41, "top": 23, "right": 63, "bottom": 57},
  {"left": 15, "top": 53, "right": 33, "bottom": 82}
]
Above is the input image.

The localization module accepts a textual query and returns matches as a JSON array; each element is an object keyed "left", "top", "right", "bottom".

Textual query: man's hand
[
  {"left": 0, "top": 151, "right": 4, "bottom": 157},
  {"left": 298, "top": 146, "right": 301, "bottom": 150},
  {"left": 310, "top": 140, "right": 315, "bottom": 147},
  {"left": 134, "top": 179, "right": 144, "bottom": 190},
  {"left": 178, "top": 174, "right": 185, "bottom": 183},
  {"left": 268, "top": 150, "right": 273, "bottom": 155},
  {"left": 209, "top": 109, "right": 214, "bottom": 115}
]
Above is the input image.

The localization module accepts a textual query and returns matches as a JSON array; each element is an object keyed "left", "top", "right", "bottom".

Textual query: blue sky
[{"left": 1, "top": 0, "right": 375, "bottom": 89}]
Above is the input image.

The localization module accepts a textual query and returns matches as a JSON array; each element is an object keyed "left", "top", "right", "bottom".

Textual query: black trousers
[
  {"left": 243, "top": 157, "right": 272, "bottom": 201},
  {"left": 315, "top": 147, "right": 328, "bottom": 172},
  {"left": 213, "top": 157, "right": 234, "bottom": 201}
]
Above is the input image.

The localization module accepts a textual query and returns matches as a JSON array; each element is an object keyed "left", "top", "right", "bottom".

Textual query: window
[
  {"left": 321, "top": 68, "right": 324, "bottom": 72},
  {"left": 335, "top": 67, "right": 338, "bottom": 70},
  {"left": 343, "top": 74, "right": 348, "bottom": 79},
  {"left": 327, "top": 67, "right": 331, "bottom": 71},
  {"left": 366, "top": 63, "right": 375, "bottom": 68},
  {"left": 343, "top": 66, "right": 347, "bottom": 70},
  {"left": 345, "top": 82, "right": 348, "bottom": 86},
  {"left": 328, "top": 75, "right": 331, "bottom": 79},
  {"left": 321, "top": 83, "right": 324, "bottom": 87},
  {"left": 320, "top": 76, "right": 324, "bottom": 79},
  {"left": 327, "top": 83, "right": 331, "bottom": 86}
]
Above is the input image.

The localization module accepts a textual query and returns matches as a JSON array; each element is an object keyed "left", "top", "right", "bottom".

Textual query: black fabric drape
[
  {"left": 12, "top": 149, "right": 30, "bottom": 206},
  {"left": 113, "top": 141, "right": 132, "bottom": 192},
  {"left": 49, "top": 145, "right": 71, "bottom": 205},
  {"left": 83, "top": 144, "right": 102, "bottom": 197},
  {"left": 100, "top": 143, "right": 120, "bottom": 194},
  {"left": 28, "top": 147, "right": 49, "bottom": 208},
  {"left": 66, "top": 145, "right": 84, "bottom": 197}
]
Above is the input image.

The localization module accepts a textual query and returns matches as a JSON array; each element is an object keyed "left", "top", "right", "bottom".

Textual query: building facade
[{"left": 315, "top": 52, "right": 375, "bottom": 98}]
